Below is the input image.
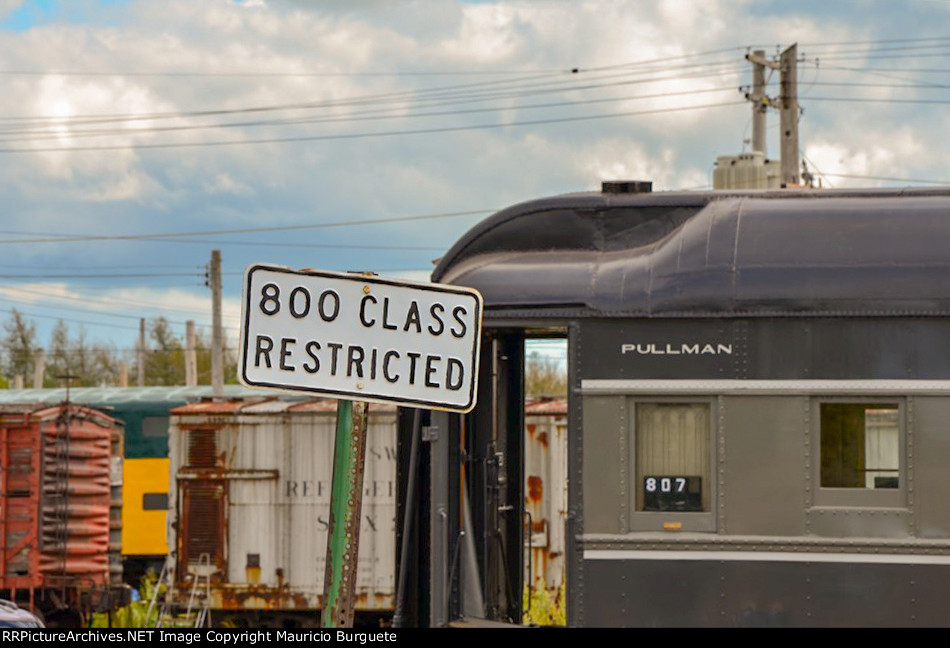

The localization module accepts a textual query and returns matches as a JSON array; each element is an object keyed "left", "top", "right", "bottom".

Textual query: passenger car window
[
  {"left": 635, "top": 403, "right": 711, "bottom": 512},
  {"left": 820, "top": 403, "right": 900, "bottom": 490}
]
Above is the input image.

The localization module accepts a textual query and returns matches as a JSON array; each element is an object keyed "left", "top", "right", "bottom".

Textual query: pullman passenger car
[{"left": 406, "top": 184, "right": 950, "bottom": 627}]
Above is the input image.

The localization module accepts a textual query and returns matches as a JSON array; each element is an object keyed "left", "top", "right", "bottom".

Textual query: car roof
[{"left": 0, "top": 600, "right": 44, "bottom": 627}]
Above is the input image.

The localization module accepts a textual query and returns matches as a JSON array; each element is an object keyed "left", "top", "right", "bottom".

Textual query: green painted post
[{"left": 321, "top": 399, "right": 369, "bottom": 628}]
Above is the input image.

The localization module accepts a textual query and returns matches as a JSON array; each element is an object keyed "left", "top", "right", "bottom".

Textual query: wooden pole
[{"left": 185, "top": 320, "right": 197, "bottom": 387}]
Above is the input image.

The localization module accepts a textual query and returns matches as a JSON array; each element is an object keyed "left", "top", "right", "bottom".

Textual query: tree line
[
  {"left": 1, "top": 307, "right": 564, "bottom": 394},
  {"left": 0, "top": 309, "right": 237, "bottom": 389}
]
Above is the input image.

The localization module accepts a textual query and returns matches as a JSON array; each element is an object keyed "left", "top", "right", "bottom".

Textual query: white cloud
[
  {"left": 805, "top": 128, "right": 927, "bottom": 187},
  {"left": 0, "top": 0, "right": 947, "bottom": 356},
  {"left": 204, "top": 172, "right": 254, "bottom": 196},
  {"left": 0, "top": 0, "right": 23, "bottom": 18}
]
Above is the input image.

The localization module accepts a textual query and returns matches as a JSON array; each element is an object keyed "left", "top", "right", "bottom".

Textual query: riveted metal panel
[
  {"left": 583, "top": 554, "right": 950, "bottom": 627},
  {"left": 912, "top": 397, "right": 950, "bottom": 537},
  {"left": 434, "top": 190, "right": 950, "bottom": 318},
  {"left": 0, "top": 404, "right": 122, "bottom": 610},
  {"left": 805, "top": 508, "right": 914, "bottom": 538},
  {"left": 721, "top": 397, "right": 807, "bottom": 536},
  {"left": 581, "top": 397, "right": 625, "bottom": 534},
  {"left": 579, "top": 318, "right": 950, "bottom": 382},
  {"left": 580, "top": 320, "right": 735, "bottom": 380},
  {"left": 567, "top": 322, "right": 584, "bottom": 627}
]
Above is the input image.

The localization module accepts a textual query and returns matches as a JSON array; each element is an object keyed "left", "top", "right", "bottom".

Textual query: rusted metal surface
[
  {"left": 167, "top": 397, "right": 397, "bottom": 614},
  {"left": 523, "top": 398, "right": 568, "bottom": 597},
  {"left": 322, "top": 400, "right": 369, "bottom": 628},
  {"left": 39, "top": 409, "right": 116, "bottom": 582},
  {"left": 0, "top": 404, "right": 123, "bottom": 608}
]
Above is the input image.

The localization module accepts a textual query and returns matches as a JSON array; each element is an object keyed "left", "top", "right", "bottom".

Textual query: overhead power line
[
  {"left": 0, "top": 59, "right": 741, "bottom": 127},
  {"left": 0, "top": 293, "right": 239, "bottom": 334},
  {"left": 0, "top": 99, "right": 744, "bottom": 153},
  {"left": 0, "top": 272, "right": 198, "bottom": 279},
  {"left": 0, "top": 68, "right": 574, "bottom": 78},
  {"left": 0, "top": 209, "right": 494, "bottom": 245},
  {"left": 807, "top": 96, "right": 950, "bottom": 105},
  {"left": 0, "top": 45, "right": 747, "bottom": 80},
  {"left": 795, "top": 36, "right": 950, "bottom": 48},
  {"left": 0, "top": 84, "right": 741, "bottom": 143},
  {"left": 0, "top": 284, "right": 219, "bottom": 318},
  {"left": 818, "top": 172, "right": 950, "bottom": 185}
]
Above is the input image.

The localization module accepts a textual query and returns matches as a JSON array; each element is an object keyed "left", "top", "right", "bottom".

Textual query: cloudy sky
[{"left": 1, "top": 0, "right": 949, "bottom": 367}]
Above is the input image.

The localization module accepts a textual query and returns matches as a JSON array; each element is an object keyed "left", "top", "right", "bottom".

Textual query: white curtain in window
[{"left": 635, "top": 403, "right": 710, "bottom": 511}]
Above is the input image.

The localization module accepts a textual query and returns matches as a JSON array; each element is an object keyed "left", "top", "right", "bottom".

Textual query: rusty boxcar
[
  {"left": 523, "top": 397, "right": 568, "bottom": 603},
  {"left": 164, "top": 397, "right": 397, "bottom": 627},
  {"left": 0, "top": 384, "right": 310, "bottom": 591},
  {"left": 0, "top": 403, "right": 124, "bottom": 626}
]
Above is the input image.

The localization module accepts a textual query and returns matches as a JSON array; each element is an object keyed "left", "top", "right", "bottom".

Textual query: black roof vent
[{"left": 602, "top": 180, "right": 653, "bottom": 194}]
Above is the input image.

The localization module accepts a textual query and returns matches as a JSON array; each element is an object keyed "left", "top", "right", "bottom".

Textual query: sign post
[
  {"left": 239, "top": 264, "right": 482, "bottom": 627},
  {"left": 321, "top": 399, "right": 368, "bottom": 628}
]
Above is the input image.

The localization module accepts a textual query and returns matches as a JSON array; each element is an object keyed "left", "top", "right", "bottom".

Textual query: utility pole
[
  {"left": 752, "top": 49, "right": 767, "bottom": 155},
  {"left": 209, "top": 250, "right": 224, "bottom": 398},
  {"left": 185, "top": 320, "right": 197, "bottom": 387},
  {"left": 33, "top": 348, "right": 45, "bottom": 389},
  {"left": 137, "top": 318, "right": 146, "bottom": 387},
  {"left": 745, "top": 49, "right": 777, "bottom": 155},
  {"left": 779, "top": 43, "right": 800, "bottom": 187},
  {"left": 739, "top": 45, "right": 802, "bottom": 189}
]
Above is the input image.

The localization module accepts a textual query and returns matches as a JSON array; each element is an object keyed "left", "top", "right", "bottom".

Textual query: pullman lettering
[{"left": 621, "top": 343, "right": 733, "bottom": 356}]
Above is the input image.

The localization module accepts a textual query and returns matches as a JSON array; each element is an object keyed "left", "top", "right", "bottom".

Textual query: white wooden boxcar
[{"left": 165, "top": 397, "right": 396, "bottom": 626}]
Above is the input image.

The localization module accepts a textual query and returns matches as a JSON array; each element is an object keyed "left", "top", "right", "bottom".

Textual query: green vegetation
[
  {"left": 88, "top": 570, "right": 161, "bottom": 628},
  {"left": 525, "top": 351, "right": 566, "bottom": 398},
  {"left": 522, "top": 583, "right": 566, "bottom": 626},
  {"left": 88, "top": 569, "right": 208, "bottom": 628},
  {"left": 0, "top": 311, "right": 238, "bottom": 388}
]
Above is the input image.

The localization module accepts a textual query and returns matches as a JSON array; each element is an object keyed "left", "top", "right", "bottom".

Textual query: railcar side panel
[
  {"left": 121, "top": 457, "right": 170, "bottom": 556},
  {"left": 0, "top": 404, "right": 124, "bottom": 622},
  {"left": 719, "top": 397, "right": 807, "bottom": 536},
  {"left": 910, "top": 397, "right": 950, "bottom": 537},
  {"left": 580, "top": 396, "right": 625, "bottom": 534},
  {"left": 580, "top": 318, "right": 950, "bottom": 381},
  {"left": 583, "top": 556, "right": 950, "bottom": 627},
  {"left": 576, "top": 317, "right": 950, "bottom": 626},
  {"left": 167, "top": 398, "right": 398, "bottom": 619}
]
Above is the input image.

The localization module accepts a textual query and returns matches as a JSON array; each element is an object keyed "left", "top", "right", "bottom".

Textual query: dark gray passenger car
[{"left": 400, "top": 185, "right": 950, "bottom": 627}]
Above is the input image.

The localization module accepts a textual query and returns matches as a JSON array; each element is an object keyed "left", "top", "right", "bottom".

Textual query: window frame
[
  {"left": 811, "top": 397, "right": 908, "bottom": 509},
  {"left": 626, "top": 397, "right": 718, "bottom": 533}
]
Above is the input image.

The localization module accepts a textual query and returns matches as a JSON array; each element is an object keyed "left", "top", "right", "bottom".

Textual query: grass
[{"left": 522, "top": 583, "right": 566, "bottom": 626}]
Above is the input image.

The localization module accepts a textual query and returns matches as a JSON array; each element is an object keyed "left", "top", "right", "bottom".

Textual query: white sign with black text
[{"left": 239, "top": 264, "right": 483, "bottom": 412}]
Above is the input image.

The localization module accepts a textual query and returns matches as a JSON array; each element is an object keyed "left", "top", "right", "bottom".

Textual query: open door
[{"left": 411, "top": 328, "right": 569, "bottom": 627}]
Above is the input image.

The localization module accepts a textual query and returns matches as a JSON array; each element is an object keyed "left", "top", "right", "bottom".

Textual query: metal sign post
[
  {"left": 321, "top": 399, "right": 368, "bottom": 628},
  {"left": 238, "top": 263, "right": 483, "bottom": 628}
]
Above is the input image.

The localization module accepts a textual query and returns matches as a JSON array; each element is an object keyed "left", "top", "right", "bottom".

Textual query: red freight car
[{"left": 0, "top": 404, "right": 125, "bottom": 626}]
